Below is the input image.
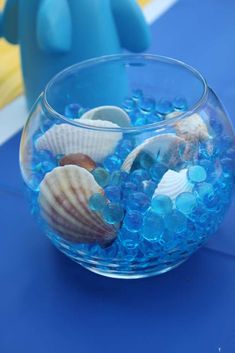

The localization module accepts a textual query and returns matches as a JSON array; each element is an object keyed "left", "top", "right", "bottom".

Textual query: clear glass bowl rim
[{"left": 43, "top": 53, "right": 208, "bottom": 133}]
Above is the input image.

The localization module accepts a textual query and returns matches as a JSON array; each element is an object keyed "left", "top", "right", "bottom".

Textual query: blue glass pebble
[
  {"left": 146, "top": 113, "right": 163, "bottom": 125},
  {"left": 92, "top": 168, "right": 110, "bottom": 187},
  {"left": 151, "top": 194, "right": 173, "bottom": 215},
  {"left": 102, "top": 204, "right": 124, "bottom": 225},
  {"left": 40, "top": 160, "right": 57, "bottom": 174},
  {"left": 142, "top": 210, "right": 164, "bottom": 242},
  {"left": 156, "top": 100, "right": 173, "bottom": 115},
  {"left": 132, "top": 89, "right": 143, "bottom": 101},
  {"left": 119, "top": 227, "right": 141, "bottom": 249},
  {"left": 123, "top": 98, "right": 136, "bottom": 112},
  {"left": 150, "top": 163, "right": 168, "bottom": 182},
  {"left": 127, "top": 192, "right": 150, "bottom": 213},
  {"left": 103, "top": 155, "right": 122, "bottom": 172},
  {"left": 116, "top": 139, "right": 133, "bottom": 159},
  {"left": 134, "top": 114, "right": 147, "bottom": 126},
  {"left": 64, "top": 103, "right": 80, "bottom": 118},
  {"left": 164, "top": 210, "right": 187, "bottom": 233},
  {"left": 129, "top": 169, "right": 149, "bottom": 184},
  {"left": 105, "top": 185, "right": 121, "bottom": 203},
  {"left": 194, "top": 182, "right": 214, "bottom": 201},
  {"left": 138, "top": 97, "right": 155, "bottom": 113},
  {"left": 110, "top": 171, "right": 122, "bottom": 186},
  {"left": 88, "top": 193, "right": 107, "bottom": 212},
  {"left": 124, "top": 211, "right": 143, "bottom": 232},
  {"left": 173, "top": 97, "right": 187, "bottom": 111},
  {"left": 141, "top": 180, "right": 157, "bottom": 197},
  {"left": 175, "top": 192, "right": 197, "bottom": 214},
  {"left": 188, "top": 165, "right": 207, "bottom": 183}
]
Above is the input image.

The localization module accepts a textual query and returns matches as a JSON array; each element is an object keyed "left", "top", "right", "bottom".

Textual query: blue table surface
[{"left": 0, "top": 1, "right": 235, "bottom": 352}]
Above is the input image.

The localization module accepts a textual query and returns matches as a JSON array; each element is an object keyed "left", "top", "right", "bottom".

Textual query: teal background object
[{"left": 0, "top": 0, "right": 150, "bottom": 109}]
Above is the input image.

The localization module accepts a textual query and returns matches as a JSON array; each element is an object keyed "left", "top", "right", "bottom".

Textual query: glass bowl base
[{"left": 79, "top": 258, "right": 188, "bottom": 279}]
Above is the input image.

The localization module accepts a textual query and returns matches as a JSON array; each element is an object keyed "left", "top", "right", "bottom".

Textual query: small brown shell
[{"left": 59, "top": 153, "right": 96, "bottom": 171}]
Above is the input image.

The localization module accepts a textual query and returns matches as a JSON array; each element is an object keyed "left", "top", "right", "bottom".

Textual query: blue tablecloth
[{"left": 0, "top": 1, "right": 235, "bottom": 352}]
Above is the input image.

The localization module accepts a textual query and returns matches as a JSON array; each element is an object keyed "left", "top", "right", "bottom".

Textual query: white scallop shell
[
  {"left": 39, "top": 165, "right": 116, "bottom": 245},
  {"left": 174, "top": 113, "right": 210, "bottom": 141},
  {"left": 36, "top": 119, "right": 122, "bottom": 163},
  {"left": 121, "top": 133, "right": 186, "bottom": 172},
  {"left": 153, "top": 169, "right": 193, "bottom": 201},
  {"left": 80, "top": 105, "right": 131, "bottom": 127}
]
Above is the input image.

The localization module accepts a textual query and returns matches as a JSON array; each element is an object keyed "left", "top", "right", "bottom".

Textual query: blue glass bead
[
  {"left": 64, "top": 103, "right": 80, "bottom": 118},
  {"left": 36, "top": 149, "right": 54, "bottom": 161},
  {"left": 88, "top": 193, "right": 107, "bottom": 212},
  {"left": 138, "top": 97, "right": 156, "bottom": 113},
  {"left": 116, "top": 139, "right": 133, "bottom": 159},
  {"left": 195, "top": 182, "right": 214, "bottom": 201},
  {"left": 151, "top": 194, "right": 173, "bottom": 215},
  {"left": 102, "top": 204, "right": 124, "bottom": 224},
  {"left": 175, "top": 192, "right": 197, "bottom": 214},
  {"left": 129, "top": 169, "right": 149, "bottom": 184},
  {"left": 123, "top": 98, "right": 136, "bottom": 112},
  {"left": 198, "top": 141, "right": 213, "bottom": 160},
  {"left": 126, "top": 192, "right": 150, "bottom": 213},
  {"left": 132, "top": 89, "right": 143, "bottom": 101},
  {"left": 118, "top": 227, "right": 141, "bottom": 249},
  {"left": 92, "top": 168, "right": 110, "bottom": 187},
  {"left": 164, "top": 210, "right": 187, "bottom": 233},
  {"left": 173, "top": 97, "right": 188, "bottom": 111},
  {"left": 121, "top": 181, "right": 138, "bottom": 202},
  {"left": 221, "top": 157, "right": 235, "bottom": 173},
  {"left": 198, "top": 159, "right": 214, "bottom": 176},
  {"left": 226, "top": 147, "right": 235, "bottom": 160},
  {"left": 141, "top": 180, "right": 157, "bottom": 197},
  {"left": 150, "top": 163, "right": 168, "bottom": 182},
  {"left": 134, "top": 114, "right": 147, "bottom": 126},
  {"left": 142, "top": 210, "right": 164, "bottom": 242},
  {"left": 110, "top": 171, "right": 122, "bottom": 186},
  {"left": 40, "top": 160, "right": 57, "bottom": 174},
  {"left": 139, "top": 151, "right": 155, "bottom": 170},
  {"left": 103, "top": 155, "right": 122, "bottom": 172},
  {"left": 156, "top": 100, "right": 173, "bottom": 115},
  {"left": 188, "top": 165, "right": 207, "bottom": 183},
  {"left": 105, "top": 185, "right": 121, "bottom": 203},
  {"left": 124, "top": 211, "right": 143, "bottom": 232},
  {"left": 56, "top": 154, "right": 64, "bottom": 164}
]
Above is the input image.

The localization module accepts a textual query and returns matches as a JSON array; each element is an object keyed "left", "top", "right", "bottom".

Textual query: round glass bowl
[{"left": 20, "top": 54, "right": 235, "bottom": 279}]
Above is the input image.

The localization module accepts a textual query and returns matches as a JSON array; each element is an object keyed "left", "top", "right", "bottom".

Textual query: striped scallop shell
[
  {"left": 39, "top": 165, "right": 116, "bottom": 245},
  {"left": 80, "top": 105, "right": 131, "bottom": 127},
  {"left": 36, "top": 119, "right": 122, "bottom": 163},
  {"left": 121, "top": 133, "right": 186, "bottom": 172},
  {"left": 153, "top": 169, "right": 193, "bottom": 201}
]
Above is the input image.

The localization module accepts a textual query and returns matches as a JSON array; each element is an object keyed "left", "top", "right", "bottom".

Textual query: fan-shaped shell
[
  {"left": 36, "top": 120, "right": 122, "bottom": 163},
  {"left": 39, "top": 165, "right": 116, "bottom": 245},
  {"left": 121, "top": 133, "right": 186, "bottom": 172},
  {"left": 80, "top": 105, "right": 131, "bottom": 127},
  {"left": 153, "top": 169, "right": 193, "bottom": 201}
]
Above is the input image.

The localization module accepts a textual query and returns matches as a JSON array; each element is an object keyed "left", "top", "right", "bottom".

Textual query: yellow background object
[{"left": 0, "top": 0, "right": 151, "bottom": 109}]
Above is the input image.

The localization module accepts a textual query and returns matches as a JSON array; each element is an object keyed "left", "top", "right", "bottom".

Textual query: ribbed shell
[
  {"left": 174, "top": 113, "right": 210, "bottom": 141},
  {"left": 121, "top": 133, "right": 186, "bottom": 172},
  {"left": 80, "top": 105, "right": 131, "bottom": 127},
  {"left": 39, "top": 165, "right": 116, "bottom": 245},
  {"left": 36, "top": 119, "right": 122, "bottom": 163},
  {"left": 153, "top": 169, "right": 193, "bottom": 201}
]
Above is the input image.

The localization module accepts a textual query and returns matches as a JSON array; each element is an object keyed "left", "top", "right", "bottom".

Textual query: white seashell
[
  {"left": 39, "top": 165, "right": 116, "bottom": 245},
  {"left": 121, "top": 133, "right": 186, "bottom": 172},
  {"left": 153, "top": 169, "right": 193, "bottom": 201},
  {"left": 165, "top": 111, "right": 182, "bottom": 120},
  {"left": 36, "top": 119, "right": 122, "bottom": 163},
  {"left": 80, "top": 105, "right": 131, "bottom": 127},
  {"left": 174, "top": 113, "right": 210, "bottom": 141}
]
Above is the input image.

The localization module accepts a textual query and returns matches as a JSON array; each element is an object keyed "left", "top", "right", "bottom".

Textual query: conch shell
[{"left": 121, "top": 133, "right": 186, "bottom": 172}]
